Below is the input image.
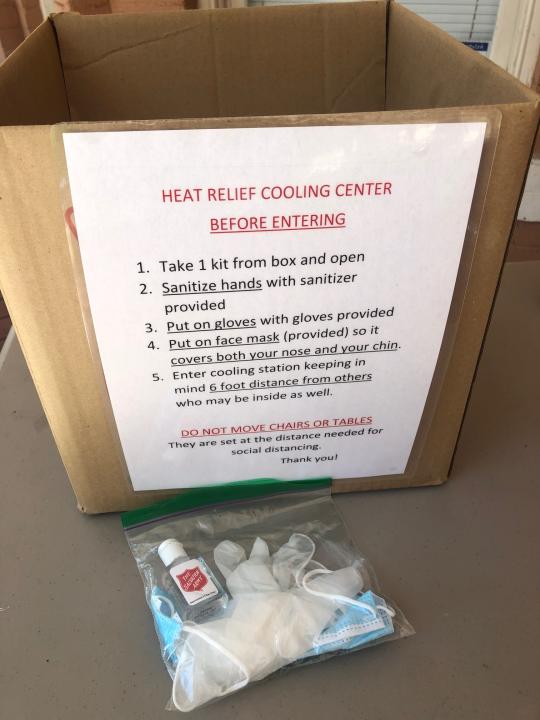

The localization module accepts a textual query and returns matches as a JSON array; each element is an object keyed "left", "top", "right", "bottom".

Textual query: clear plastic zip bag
[{"left": 122, "top": 479, "right": 414, "bottom": 712}]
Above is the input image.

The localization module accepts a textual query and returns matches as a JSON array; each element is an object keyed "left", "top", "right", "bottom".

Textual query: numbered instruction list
[{"left": 63, "top": 123, "right": 485, "bottom": 490}]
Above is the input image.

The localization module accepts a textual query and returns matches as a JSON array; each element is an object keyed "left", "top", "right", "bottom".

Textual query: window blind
[
  {"left": 247, "top": 0, "right": 501, "bottom": 53},
  {"left": 400, "top": 1, "right": 500, "bottom": 51}
]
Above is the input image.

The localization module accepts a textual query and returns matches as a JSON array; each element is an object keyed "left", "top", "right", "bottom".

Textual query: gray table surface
[{"left": 1, "top": 260, "right": 539, "bottom": 720}]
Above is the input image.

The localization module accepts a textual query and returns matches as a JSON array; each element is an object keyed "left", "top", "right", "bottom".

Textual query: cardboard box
[{"left": 0, "top": 2, "right": 538, "bottom": 512}]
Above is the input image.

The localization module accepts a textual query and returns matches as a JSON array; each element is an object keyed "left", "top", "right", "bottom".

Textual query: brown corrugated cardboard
[
  {"left": 0, "top": 2, "right": 538, "bottom": 512},
  {"left": 54, "top": 3, "right": 386, "bottom": 120},
  {"left": 0, "top": 20, "right": 69, "bottom": 122}
]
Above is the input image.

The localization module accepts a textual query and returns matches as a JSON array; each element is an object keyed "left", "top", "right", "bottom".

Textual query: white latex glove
[
  {"left": 271, "top": 533, "right": 316, "bottom": 590},
  {"left": 173, "top": 591, "right": 288, "bottom": 711},
  {"left": 213, "top": 540, "right": 246, "bottom": 579},
  {"left": 214, "top": 533, "right": 318, "bottom": 596},
  {"left": 215, "top": 537, "right": 279, "bottom": 596},
  {"left": 172, "top": 561, "right": 364, "bottom": 711}
]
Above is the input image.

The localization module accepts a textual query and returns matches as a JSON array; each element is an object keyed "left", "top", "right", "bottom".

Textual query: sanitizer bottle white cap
[{"left": 158, "top": 538, "right": 188, "bottom": 567}]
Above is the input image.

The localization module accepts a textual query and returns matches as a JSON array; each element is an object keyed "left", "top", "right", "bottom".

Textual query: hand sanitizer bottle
[{"left": 158, "top": 539, "right": 227, "bottom": 622}]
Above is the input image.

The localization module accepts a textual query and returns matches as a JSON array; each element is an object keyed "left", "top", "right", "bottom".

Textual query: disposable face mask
[
  {"left": 150, "top": 586, "right": 182, "bottom": 671},
  {"left": 172, "top": 535, "right": 392, "bottom": 711},
  {"left": 302, "top": 590, "right": 394, "bottom": 658}
]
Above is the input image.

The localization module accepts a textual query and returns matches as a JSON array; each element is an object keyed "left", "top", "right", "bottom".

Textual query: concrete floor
[{"left": 1, "top": 261, "right": 539, "bottom": 720}]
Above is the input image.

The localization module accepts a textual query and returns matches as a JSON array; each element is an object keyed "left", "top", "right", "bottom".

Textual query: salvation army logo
[{"left": 176, "top": 566, "right": 208, "bottom": 592}]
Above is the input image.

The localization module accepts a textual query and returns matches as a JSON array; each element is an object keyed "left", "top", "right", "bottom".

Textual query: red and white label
[{"left": 170, "top": 559, "right": 218, "bottom": 605}]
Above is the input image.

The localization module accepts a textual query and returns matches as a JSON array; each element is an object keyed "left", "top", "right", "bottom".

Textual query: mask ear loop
[
  {"left": 301, "top": 568, "right": 396, "bottom": 619},
  {"left": 172, "top": 622, "right": 250, "bottom": 710}
]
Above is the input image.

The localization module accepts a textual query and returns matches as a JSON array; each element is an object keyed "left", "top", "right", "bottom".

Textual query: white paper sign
[{"left": 63, "top": 123, "right": 485, "bottom": 490}]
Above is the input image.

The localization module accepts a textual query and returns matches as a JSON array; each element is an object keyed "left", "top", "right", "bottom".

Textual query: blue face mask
[
  {"left": 150, "top": 586, "right": 183, "bottom": 670},
  {"left": 302, "top": 591, "right": 394, "bottom": 658}
]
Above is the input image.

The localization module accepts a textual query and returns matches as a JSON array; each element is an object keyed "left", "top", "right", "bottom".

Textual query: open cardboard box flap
[
  {"left": 0, "top": 2, "right": 538, "bottom": 512},
  {"left": 0, "top": 2, "right": 535, "bottom": 124}
]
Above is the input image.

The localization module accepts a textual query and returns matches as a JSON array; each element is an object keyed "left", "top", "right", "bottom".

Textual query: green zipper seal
[{"left": 121, "top": 477, "right": 331, "bottom": 529}]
